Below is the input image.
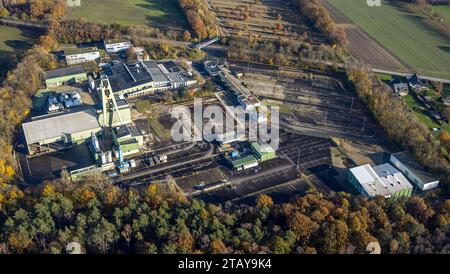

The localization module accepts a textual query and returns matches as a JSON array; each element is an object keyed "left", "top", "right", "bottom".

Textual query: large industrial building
[
  {"left": 390, "top": 152, "right": 439, "bottom": 191},
  {"left": 44, "top": 66, "right": 87, "bottom": 87},
  {"left": 347, "top": 163, "right": 413, "bottom": 199},
  {"left": 22, "top": 108, "right": 102, "bottom": 155},
  {"left": 102, "top": 60, "right": 196, "bottom": 98},
  {"left": 22, "top": 92, "right": 132, "bottom": 155}
]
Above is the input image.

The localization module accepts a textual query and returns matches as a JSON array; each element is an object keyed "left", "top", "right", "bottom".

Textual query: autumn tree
[
  {"left": 256, "top": 194, "right": 273, "bottom": 208},
  {"left": 182, "top": 30, "right": 192, "bottom": 42}
]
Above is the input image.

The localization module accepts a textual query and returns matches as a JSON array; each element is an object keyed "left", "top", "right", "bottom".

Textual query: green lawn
[
  {"left": 148, "top": 115, "right": 171, "bottom": 140},
  {"left": 403, "top": 93, "right": 450, "bottom": 135},
  {"left": 68, "top": 0, "right": 187, "bottom": 28},
  {"left": 432, "top": 5, "right": 450, "bottom": 24},
  {"left": 326, "top": 0, "right": 450, "bottom": 79},
  {"left": 0, "top": 25, "right": 38, "bottom": 55},
  {"left": 0, "top": 25, "right": 39, "bottom": 78}
]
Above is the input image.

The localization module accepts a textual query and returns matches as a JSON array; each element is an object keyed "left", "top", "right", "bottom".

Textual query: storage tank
[
  {"left": 91, "top": 133, "right": 100, "bottom": 152},
  {"left": 129, "top": 159, "right": 136, "bottom": 168},
  {"left": 88, "top": 75, "right": 96, "bottom": 90},
  {"left": 100, "top": 152, "right": 106, "bottom": 164},
  {"left": 107, "top": 151, "right": 113, "bottom": 163}
]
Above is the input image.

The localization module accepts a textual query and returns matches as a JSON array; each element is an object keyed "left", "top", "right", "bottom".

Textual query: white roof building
[{"left": 348, "top": 163, "right": 413, "bottom": 199}]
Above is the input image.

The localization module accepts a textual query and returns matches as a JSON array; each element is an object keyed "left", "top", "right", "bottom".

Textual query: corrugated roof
[
  {"left": 231, "top": 155, "right": 258, "bottom": 167},
  {"left": 251, "top": 142, "right": 275, "bottom": 154},
  {"left": 349, "top": 163, "right": 413, "bottom": 198},
  {"left": 22, "top": 109, "right": 100, "bottom": 145},
  {"left": 45, "top": 66, "right": 85, "bottom": 79}
]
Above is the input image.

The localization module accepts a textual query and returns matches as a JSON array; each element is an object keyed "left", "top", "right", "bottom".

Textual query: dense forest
[{"left": 0, "top": 174, "right": 450, "bottom": 254}]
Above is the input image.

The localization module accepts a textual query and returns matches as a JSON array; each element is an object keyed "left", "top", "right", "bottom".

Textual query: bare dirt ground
[
  {"left": 345, "top": 27, "right": 409, "bottom": 71},
  {"left": 333, "top": 137, "right": 391, "bottom": 166},
  {"left": 321, "top": 0, "right": 409, "bottom": 72}
]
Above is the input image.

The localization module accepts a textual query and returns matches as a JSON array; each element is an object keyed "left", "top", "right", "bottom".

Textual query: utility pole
[
  {"left": 362, "top": 116, "right": 367, "bottom": 132},
  {"left": 350, "top": 97, "right": 354, "bottom": 114},
  {"left": 323, "top": 110, "right": 327, "bottom": 126},
  {"left": 296, "top": 149, "right": 301, "bottom": 169}
]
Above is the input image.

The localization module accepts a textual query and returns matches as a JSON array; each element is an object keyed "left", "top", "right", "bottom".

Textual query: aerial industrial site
[{"left": 0, "top": 0, "right": 449, "bottom": 258}]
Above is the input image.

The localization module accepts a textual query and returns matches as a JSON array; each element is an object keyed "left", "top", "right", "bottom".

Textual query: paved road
[
  {"left": 0, "top": 19, "right": 46, "bottom": 30},
  {"left": 371, "top": 68, "right": 450, "bottom": 84}
]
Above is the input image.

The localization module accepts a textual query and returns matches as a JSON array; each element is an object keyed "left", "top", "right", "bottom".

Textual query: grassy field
[
  {"left": 148, "top": 115, "right": 171, "bottom": 141},
  {"left": 326, "top": 0, "right": 450, "bottom": 79},
  {"left": 68, "top": 0, "right": 187, "bottom": 29},
  {"left": 403, "top": 94, "right": 450, "bottom": 135},
  {"left": 0, "top": 25, "right": 38, "bottom": 56},
  {"left": 0, "top": 25, "right": 39, "bottom": 78},
  {"left": 432, "top": 5, "right": 450, "bottom": 24}
]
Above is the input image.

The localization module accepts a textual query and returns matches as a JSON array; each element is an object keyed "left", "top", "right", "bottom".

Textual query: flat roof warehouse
[
  {"left": 45, "top": 66, "right": 85, "bottom": 79},
  {"left": 349, "top": 163, "right": 413, "bottom": 198},
  {"left": 104, "top": 60, "right": 195, "bottom": 94},
  {"left": 22, "top": 108, "right": 100, "bottom": 146}
]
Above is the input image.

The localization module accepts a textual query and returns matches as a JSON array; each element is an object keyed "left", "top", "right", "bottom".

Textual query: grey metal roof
[
  {"left": 143, "top": 60, "right": 170, "bottom": 83},
  {"left": 349, "top": 163, "right": 413, "bottom": 198},
  {"left": 391, "top": 152, "right": 437, "bottom": 184},
  {"left": 22, "top": 109, "right": 100, "bottom": 145},
  {"left": 45, "top": 66, "right": 86, "bottom": 79},
  {"left": 104, "top": 60, "right": 194, "bottom": 93}
]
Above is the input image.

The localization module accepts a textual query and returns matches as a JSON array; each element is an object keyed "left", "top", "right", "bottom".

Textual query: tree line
[
  {"left": 0, "top": 174, "right": 449, "bottom": 254},
  {"left": 291, "top": 0, "right": 348, "bottom": 47},
  {"left": 224, "top": 36, "right": 346, "bottom": 68},
  {"left": 0, "top": 0, "right": 66, "bottom": 23},
  {"left": 177, "top": 0, "right": 219, "bottom": 40}
]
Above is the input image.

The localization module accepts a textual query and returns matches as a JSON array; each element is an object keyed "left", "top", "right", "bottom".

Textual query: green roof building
[
  {"left": 112, "top": 123, "right": 143, "bottom": 157},
  {"left": 44, "top": 66, "right": 87, "bottom": 87},
  {"left": 251, "top": 142, "right": 276, "bottom": 162},
  {"left": 230, "top": 155, "right": 258, "bottom": 171}
]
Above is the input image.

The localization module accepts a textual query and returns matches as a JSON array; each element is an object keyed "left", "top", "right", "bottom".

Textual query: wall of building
[
  {"left": 390, "top": 155, "right": 425, "bottom": 190},
  {"left": 66, "top": 52, "right": 100, "bottom": 65},
  {"left": 346, "top": 171, "right": 367, "bottom": 196},
  {"left": 45, "top": 73, "right": 88, "bottom": 87},
  {"left": 69, "top": 127, "right": 102, "bottom": 145},
  {"left": 105, "top": 42, "right": 132, "bottom": 53}
]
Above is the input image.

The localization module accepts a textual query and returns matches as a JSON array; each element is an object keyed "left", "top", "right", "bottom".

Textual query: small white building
[
  {"left": 66, "top": 0, "right": 81, "bottom": 7},
  {"left": 390, "top": 152, "right": 439, "bottom": 191},
  {"left": 237, "top": 94, "right": 260, "bottom": 111},
  {"left": 104, "top": 39, "right": 132, "bottom": 54},
  {"left": 65, "top": 47, "right": 100, "bottom": 65}
]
